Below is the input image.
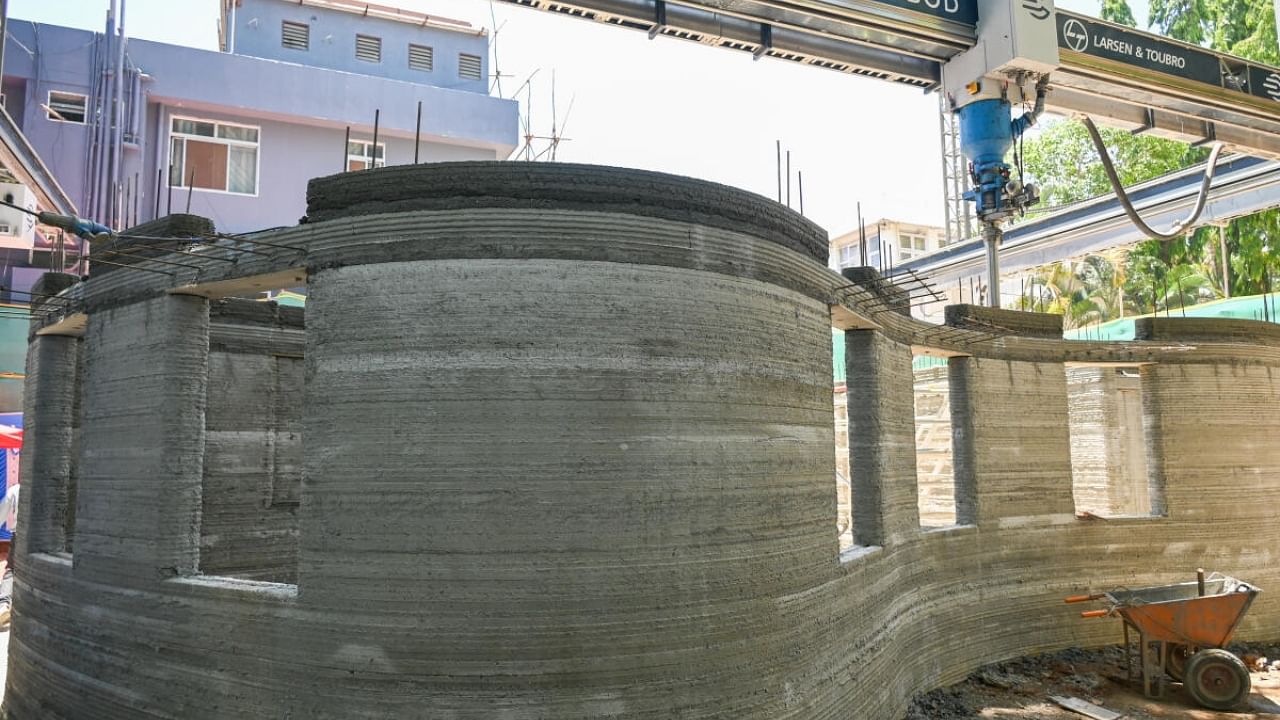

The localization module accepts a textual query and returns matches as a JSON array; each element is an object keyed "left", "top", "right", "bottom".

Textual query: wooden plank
[{"left": 1049, "top": 695, "right": 1124, "bottom": 720}]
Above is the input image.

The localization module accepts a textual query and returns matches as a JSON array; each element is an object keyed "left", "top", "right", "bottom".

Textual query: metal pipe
[
  {"left": 153, "top": 167, "right": 161, "bottom": 219},
  {"left": 129, "top": 67, "right": 143, "bottom": 143},
  {"left": 371, "top": 108, "right": 380, "bottom": 168},
  {"left": 0, "top": 0, "right": 10, "bottom": 88},
  {"left": 185, "top": 169, "right": 194, "bottom": 213},
  {"left": 414, "top": 100, "right": 422, "bottom": 164},
  {"left": 343, "top": 126, "right": 350, "bottom": 172},
  {"left": 1219, "top": 224, "right": 1231, "bottom": 298},
  {"left": 1197, "top": 568, "right": 1206, "bottom": 597},
  {"left": 984, "top": 223, "right": 1001, "bottom": 307},
  {"left": 108, "top": 0, "right": 127, "bottom": 226}
]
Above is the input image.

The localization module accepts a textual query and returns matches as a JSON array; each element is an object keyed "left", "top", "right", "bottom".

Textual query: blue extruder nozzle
[
  {"left": 958, "top": 98, "right": 1040, "bottom": 223},
  {"left": 956, "top": 77, "right": 1049, "bottom": 225}
]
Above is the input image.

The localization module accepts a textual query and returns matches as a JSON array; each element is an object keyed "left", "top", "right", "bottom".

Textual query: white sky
[{"left": 10, "top": 0, "right": 1144, "bottom": 237}]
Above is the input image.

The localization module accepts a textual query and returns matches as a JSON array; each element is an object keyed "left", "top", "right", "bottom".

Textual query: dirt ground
[{"left": 906, "top": 644, "right": 1280, "bottom": 719}]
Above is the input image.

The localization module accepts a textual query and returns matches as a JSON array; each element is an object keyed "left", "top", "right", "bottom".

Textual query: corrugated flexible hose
[{"left": 1082, "top": 115, "right": 1224, "bottom": 242}]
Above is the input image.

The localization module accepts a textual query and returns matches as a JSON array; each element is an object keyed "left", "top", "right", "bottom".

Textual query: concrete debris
[
  {"left": 1050, "top": 695, "right": 1124, "bottom": 720},
  {"left": 978, "top": 668, "right": 1034, "bottom": 690}
]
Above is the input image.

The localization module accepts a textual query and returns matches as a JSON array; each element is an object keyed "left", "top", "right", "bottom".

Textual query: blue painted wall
[{"left": 227, "top": 0, "right": 490, "bottom": 93}]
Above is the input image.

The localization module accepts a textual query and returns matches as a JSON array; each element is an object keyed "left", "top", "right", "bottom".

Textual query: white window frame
[
  {"left": 168, "top": 115, "right": 262, "bottom": 197},
  {"left": 47, "top": 90, "right": 88, "bottom": 124},
  {"left": 900, "top": 232, "right": 927, "bottom": 252},
  {"left": 346, "top": 139, "right": 386, "bottom": 171}
]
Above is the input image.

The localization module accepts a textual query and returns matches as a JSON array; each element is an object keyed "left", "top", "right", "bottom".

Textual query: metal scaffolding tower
[{"left": 938, "top": 94, "right": 972, "bottom": 248}]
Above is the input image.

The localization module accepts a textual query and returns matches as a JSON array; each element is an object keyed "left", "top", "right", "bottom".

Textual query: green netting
[{"left": 1063, "top": 291, "right": 1280, "bottom": 341}]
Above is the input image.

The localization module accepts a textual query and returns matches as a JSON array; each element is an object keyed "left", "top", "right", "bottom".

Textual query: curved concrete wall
[{"left": 6, "top": 163, "right": 1280, "bottom": 719}]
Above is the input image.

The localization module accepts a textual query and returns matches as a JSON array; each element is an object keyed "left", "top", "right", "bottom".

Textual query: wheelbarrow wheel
[
  {"left": 1167, "top": 643, "right": 1194, "bottom": 682},
  {"left": 1184, "top": 648, "right": 1251, "bottom": 710}
]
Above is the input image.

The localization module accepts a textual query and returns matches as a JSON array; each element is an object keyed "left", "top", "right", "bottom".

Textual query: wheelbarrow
[{"left": 1066, "top": 569, "right": 1261, "bottom": 710}]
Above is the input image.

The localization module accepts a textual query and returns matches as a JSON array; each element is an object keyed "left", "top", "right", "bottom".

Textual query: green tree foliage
[
  {"left": 1011, "top": 0, "right": 1280, "bottom": 324},
  {"left": 1021, "top": 120, "right": 1203, "bottom": 208},
  {"left": 1100, "top": 0, "right": 1137, "bottom": 26}
]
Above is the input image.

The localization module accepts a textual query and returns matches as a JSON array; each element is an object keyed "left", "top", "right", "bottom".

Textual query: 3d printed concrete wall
[{"left": 7, "top": 163, "right": 1280, "bottom": 719}]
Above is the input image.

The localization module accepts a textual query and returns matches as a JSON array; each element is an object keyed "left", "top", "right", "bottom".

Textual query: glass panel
[
  {"left": 169, "top": 137, "right": 185, "bottom": 186},
  {"left": 228, "top": 145, "right": 257, "bottom": 194},
  {"left": 347, "top": 141, "right": 364, "bottom": 156},
  {"left": 218, "top": 124, "right": 259, "bottom": 143},
  {"left": 373, "top": 144, "right": 384, "bottom": 159},
  {"left": 172, "top": 119, "right": 216, "bottom": 137}
]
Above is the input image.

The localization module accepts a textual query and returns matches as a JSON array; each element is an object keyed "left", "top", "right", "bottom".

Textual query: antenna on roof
[
  {"left": 531, "top": 72, "right": 574, "bottom": 162},
  {"left": 488, "top": 1, "right": 513, "bottom": 96}
]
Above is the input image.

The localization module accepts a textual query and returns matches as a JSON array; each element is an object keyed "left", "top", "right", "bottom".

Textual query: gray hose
[{"left": 1081, "top": 116, "right": 1224, "bottom": 241}]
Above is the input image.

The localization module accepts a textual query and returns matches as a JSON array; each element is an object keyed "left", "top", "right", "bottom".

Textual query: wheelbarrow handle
[
  {"left": 1064, "top": 593, "right": 1105, "bottom": 604},
  {"left": 1080, "top": 609, "right": 1110, "bottom": 618}
]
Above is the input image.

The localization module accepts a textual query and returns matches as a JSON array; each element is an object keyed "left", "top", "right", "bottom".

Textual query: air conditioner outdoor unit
[{"left": 0, "top": 183, "right": 36, "bottom": 250}]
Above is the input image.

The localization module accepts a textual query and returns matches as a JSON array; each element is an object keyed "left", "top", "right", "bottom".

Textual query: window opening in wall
[
  {"left": 169, "top": 117, "right": 259, "bottom": 195},
  {"left": 898, "top": 232, "right": 927, "bottom": 261},
  {"left": 356, "top": 34, "right": 382, "bottom": 63},
  {"left": 281, "top": 20, "right": 309, "bottom": 50},
  {"left": 408, "top": 43, "right": 434, "bottom": 71},
  {"left": 1067, "top": 366, "right": 1153, "bottom": 517},
  {"left": 46, "top": 91, "right": 87, "bottom": 124},
  {"left": 346, "top": 140, "right": 385, "bottom": 171},
  {"left": 839, "top": 244, "right": 858, "bottom": 268},
  {"left": 914, "top": 355, "right": 956, "bottom": 526},
  {"left": 458, "top": 53, "right": 483, "bottom": 80},
  {"left": 834, "top": 382, "right": 853, "bottom": 550},
  {"left": 199, "top": 298, "right": 303, "bottom": 584}
]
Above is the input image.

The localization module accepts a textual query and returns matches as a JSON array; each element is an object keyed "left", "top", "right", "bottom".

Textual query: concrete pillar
[
  {"left": 1142, "top": 363, "right": 1280, "bottom": 521},
  {"left": 949, "top": 356, "right": 1074, "bottom": 526},
  {"left": 844, "top": 329, "right": 919, "bottom": 545},
  {"left": 18, "top": 334, "right": 79, "bottom": 557},
  {"left": 74, "top": 295, "right": 209, "bottom": 585}
]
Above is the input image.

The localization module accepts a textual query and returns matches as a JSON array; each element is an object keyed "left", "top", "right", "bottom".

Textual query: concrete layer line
[{"left": 8, "top": 162, "right": 1280, "bottom": 719}]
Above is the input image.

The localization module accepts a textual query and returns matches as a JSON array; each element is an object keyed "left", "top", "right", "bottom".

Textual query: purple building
[
  {"left": 0, "top": 0, "right": 518, "bottom": 416},
  {"left": 3, "top": 0, "right": 518, "bottom": 236}
]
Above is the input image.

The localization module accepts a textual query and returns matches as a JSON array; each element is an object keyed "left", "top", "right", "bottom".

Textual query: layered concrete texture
[{"left": 8, "top": 162, "right": 1280, "bottom": 719}]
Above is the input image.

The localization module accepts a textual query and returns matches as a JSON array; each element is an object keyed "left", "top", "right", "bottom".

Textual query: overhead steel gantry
[
  {"left": 500, "top": 0, "right": 1280, "bottom": 157},
  {"left": 500, "top": 0, "right": 1280, "bottom": 303}
]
